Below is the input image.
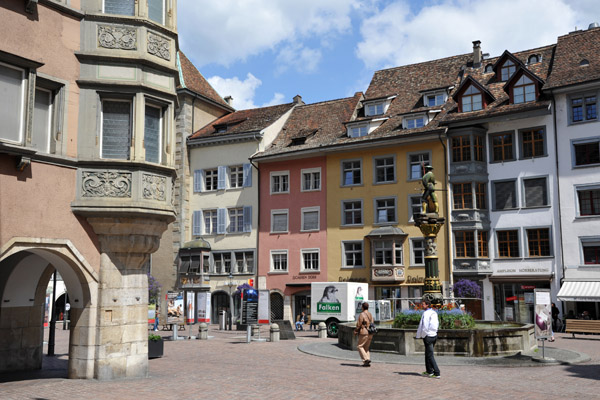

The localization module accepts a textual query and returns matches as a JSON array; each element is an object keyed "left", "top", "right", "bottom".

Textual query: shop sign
[
  {"left": 521, "top": 285, "right": 535, "bottom": 290},
  {"left": 492, "top": 264, "right": 551, "bottom": 276},
  {"left": 292, "top": 275, "right": 317, "bottom": 280},
  {"left": 338, "top": 277, "right": 367, "bottom": 283},
  {"left": 506, "top": 295, "right": 517, "bottom": 301},
  {"left": 406, "top": 276, "right": 424, "bottom": 284}
]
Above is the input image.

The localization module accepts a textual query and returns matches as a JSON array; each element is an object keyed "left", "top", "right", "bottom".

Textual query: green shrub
[
  {"left": 393, "top": 309, "right": 475, "bottom": 329},
  {"left": 148, "top": 334, "right": 162, "bottom": 341}
]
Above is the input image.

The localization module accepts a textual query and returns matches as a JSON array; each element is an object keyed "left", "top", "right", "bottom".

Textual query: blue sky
[{"left": 178, "top": 0, "right": 598, "bottom": 110}]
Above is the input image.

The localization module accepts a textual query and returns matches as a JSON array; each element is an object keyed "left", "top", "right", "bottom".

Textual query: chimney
[
  {"left": 472, "top": 40, "right": 482, "bottom": 67},
  {"left": 224, "top": 96, "right": 233, "bottom": 105},
  {"left": 293, "top": 94, "right": 304, "bottom": 105}
]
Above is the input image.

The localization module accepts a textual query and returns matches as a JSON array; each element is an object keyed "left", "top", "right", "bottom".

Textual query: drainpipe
[
  {"left": 250, "top": 157, "right": 260, "bottom": 290},
  {"left": 439, "top": 128, "right": 453, "bottom": 298},
  {"left": 551, "top": 95, "right": 566, "bottom": 315}
]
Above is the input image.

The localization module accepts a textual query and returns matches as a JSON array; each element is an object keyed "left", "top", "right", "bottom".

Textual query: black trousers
[{"left": 423, "top": 335, "right": 440, "bottom": 376}]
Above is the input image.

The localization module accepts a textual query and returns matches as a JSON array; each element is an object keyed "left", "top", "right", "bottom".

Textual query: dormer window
[
  {"left": 348, "top": 124, "right": 368, "bottom": 138},
  {"left": 484, "top": 64, "right": 494, "bottom": 73},
  {"left": 403, "top": 115, "right": 427, "bottom": 129},
  {"left": 527, "top": 55, "right": 539, "bottom": 64},
  {"left": 366, "top": 102, "right": 384, "bottom": 116},
  {"left": 501, "top": 59, "right": 516, "bottom": 81},
  {"left": 461, "top": 86, "right": 482, "bottom": 112},
  {"left": 425, "top": 92, "right": 446, "bottom": 107},
  {"left": 513, "top": 75, "right": 536, "bottom": 104}
]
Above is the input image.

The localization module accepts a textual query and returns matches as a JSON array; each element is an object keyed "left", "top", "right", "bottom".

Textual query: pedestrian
[
  {"left": 416, "top": 299, "right": 440, "bottom": 378},
  {"left": 354, "top": 302, "right": 374, "bottom": 367}
]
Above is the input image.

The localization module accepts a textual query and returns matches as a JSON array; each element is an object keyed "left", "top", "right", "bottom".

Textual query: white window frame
[
  {"left": 365, "top": 101, "right": 385, "bottom": 116},
  {"left": 301, "top": 206, "right": 320, "bottom": 232},
  {"left": 271, "top": 209, "right": 289, "bottom": 233},
  {"left": 204, "top": 168, "right": 218, "bottom": 191},
  {"left": 270, "top": 250, "right": 288, "bottom": 272},
  {"left": 347, "top": 123, "right": 369, "bottom": 138},
  {"left": 270, "top": 170, "right": 290, "bottom": 194},
  {"left": 228, "top": 207, "right": 244, "bottom": 233},
  {"left": 301, "top": 248, "right": 320, "bottom": 272},
  {"left": 0, "top": 61, "right": 26, "bottom": 145},
  {"left": 341, "top": 159, "right": 362, "bottom": 186},
  {"left": 372, "top": 240, "right": 402, "bottom": 266},
  {"left": 147, "top": 0, "right": 165, "bottom": 24},
  {"left": 410, "top": 238, "right": 425, "bottom": 266},
  {"left": 32, "top": 86, "right": 53, "bottom": 153},
  {"left": 408, "top": 195, "right": 422, "bottom": 223},
  {"left": 229, "top": 165, "right": 244, "bottom": 189},
  {"left": 301, "top": 167, "right": 321, "bottom": 192},
  {"left": 424, "top": 91, "right": 447, "bottom": 107},
  {"left": 203, "top": 209, "right": 218, "bottom": 235},
  {"left": 212, "top": 251, "right": 232, "bottom": 275},
  {"left": 374, "top": 196, "right": 397, "bottom": 225},
  {"left": 373, "top": 155, "right": 396, "bottom": 184},
  {"left": 341, "top": 241, "right": 364, "bottom": 269},
  {"left": 234, "top": 251, "right": 255, "bottom": 274},
  {"left": 341, "top": 199, "right": 363, "bottom": 226},
  {"left": 575, "top": 184, "right": 600, "bottom": 218},
  {"left": 407, "top": 151, "right": 431, "bottom": 181},
  {"left": 403, "top": 114, "right": 427, "bottom": 129}
]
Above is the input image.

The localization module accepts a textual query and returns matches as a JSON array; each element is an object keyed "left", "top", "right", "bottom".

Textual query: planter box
[{"left": 148, "top": 339, "right": 164, "bottom": 359}]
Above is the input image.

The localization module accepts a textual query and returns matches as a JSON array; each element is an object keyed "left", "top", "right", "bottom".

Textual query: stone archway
[{"left": 0, "top": 239, "right": 98, "bottom": 379}]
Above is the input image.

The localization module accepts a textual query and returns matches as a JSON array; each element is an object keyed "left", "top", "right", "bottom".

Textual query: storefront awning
[{"left": 557, "top": 281, "right": 600, "bottom": 302}]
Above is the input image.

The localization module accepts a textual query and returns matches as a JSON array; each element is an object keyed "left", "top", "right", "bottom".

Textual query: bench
[{"left": 565, "top": 319, "right": 600, "bottom": 337}]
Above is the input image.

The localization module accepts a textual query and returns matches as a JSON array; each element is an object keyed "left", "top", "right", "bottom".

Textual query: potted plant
[{"left": 148, "top": 333, "right": 163, "bottom": 358}]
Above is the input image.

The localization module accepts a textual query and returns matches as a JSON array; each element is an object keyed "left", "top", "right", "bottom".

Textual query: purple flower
[{"left": 453, "top": 279, "right": 482, "bottom": 299}]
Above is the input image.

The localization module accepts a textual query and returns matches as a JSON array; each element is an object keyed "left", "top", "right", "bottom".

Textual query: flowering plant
[
  {"left": 453, "top": 279, "right": 482, "bottom": 299},
  {"left": 393, "top": 308, "right": 475, "bottom": 329},
  {"left": 147, "top": 273, "right": 162, "bottom": 304}
]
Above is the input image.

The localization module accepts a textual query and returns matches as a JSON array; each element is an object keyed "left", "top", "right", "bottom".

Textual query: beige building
[{"left": 0, "top": 0, "right": 180, "bottom": 380}]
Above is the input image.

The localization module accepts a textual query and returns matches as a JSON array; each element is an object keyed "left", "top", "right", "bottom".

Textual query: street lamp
[{"left": 226, "top": 273, "right": 235, "bottom": 330}]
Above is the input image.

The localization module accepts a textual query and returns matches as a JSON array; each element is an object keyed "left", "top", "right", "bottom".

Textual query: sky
[{"left": 178, "top": 0, "right": 599, "bottom": 111}]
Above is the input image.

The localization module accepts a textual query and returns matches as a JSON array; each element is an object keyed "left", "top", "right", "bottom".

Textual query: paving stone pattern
[{"left": 0, "top": 327, "right": 599, "bottom": 399}]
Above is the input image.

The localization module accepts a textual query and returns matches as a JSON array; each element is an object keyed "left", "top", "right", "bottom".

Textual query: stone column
[
  {"left": 414, "top": 215, "right": 445, "bottom": 305},
  {"left": 87, "top": 216, "right": 169, "bottom": 380}
]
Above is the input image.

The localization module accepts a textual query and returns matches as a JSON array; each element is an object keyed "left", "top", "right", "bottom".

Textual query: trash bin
[{"left": 219, "top": 311, "right": 227, "bottom": 330}]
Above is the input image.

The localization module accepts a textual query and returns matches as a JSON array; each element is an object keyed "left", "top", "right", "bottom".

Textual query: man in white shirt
[{"left": 416, "top": 299, "right": 440, "bottom": 378}]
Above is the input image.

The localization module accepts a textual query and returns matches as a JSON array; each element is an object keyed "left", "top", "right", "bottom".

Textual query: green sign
[{"left": 317, "top": 302, "right": 341, "bottom": 313}]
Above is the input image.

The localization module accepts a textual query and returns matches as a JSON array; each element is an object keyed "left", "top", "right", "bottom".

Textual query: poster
[
  {"left": 534, "top": 289, "right": 552, "bottom": 339},
  {"left": 196, "top": 292, "right": 211, "bottom": 323},
  {"left": 258, "top": 290, "right": 270, "bottom": 324},
  {"left": 186, "top": 291, "right": 195, "bottom": 324},
  {"left": 167, "top": 291, "right": 184, "bottom": 324},
  {"left": 148, "top": 304, "right": 156, "bottom": 324}
]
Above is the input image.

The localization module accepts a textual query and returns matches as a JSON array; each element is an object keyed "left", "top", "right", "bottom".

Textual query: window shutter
[
  {"left": 273, "top": 213, "right": 287, "bottom": 232},
  {"left": 303, "top": 211, "right": 319, "bottom": 230},
  {"left": 217, "top": 208, "right": 227, "bottom": 234},
  {"left": 193, "top": 170, "right": 203, "bottom": 193},
  {"left": 243, "top": 163, "right": 252, "bottom": 187},
  {"left": 217, "top": 166, "right": 227, "bottom": 190},
  {"left": 192, "top": 210, "right": 203, "bottom": 236},
  {"left": 243, "top": 206, "right": 252, "bottom": 232}
]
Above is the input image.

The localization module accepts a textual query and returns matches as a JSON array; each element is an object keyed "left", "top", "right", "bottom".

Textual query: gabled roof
[
  {"left": 189, "top": 102, "right": 296, "bottom": 140},
  {"left": 502, "top": 66, "right": 544, "bottom": 93},
  {"left": 491, "top": 50, "right": 525, "bottom": 75},
  {"left": 452, "top": 75, "right": 495, "bottom": 102},
  {"left": 177, "top": 52, "right": 234, "bottom": 111},
  {"left": 545, "top": 27, "right": 600, "bottom": 89},
  {"left": 441, "top": 44, "right": 555, "bottom": 125},
  {"left": 252, "top": 93, "right": 363, "bottom": 159}
]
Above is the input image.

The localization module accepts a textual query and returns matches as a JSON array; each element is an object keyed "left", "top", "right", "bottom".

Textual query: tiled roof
[
  {"left": 545, "top": 27, "right": 600, "bottom": 89},
  {"left": 177, "top": 52, "right": 233, "bottom": 110},
  {"left": 441, "top": 44, "right": 555, "bottom": 125},
  {"left": 253, "top": 93, "right": 363, "bottom": 158},
  {"left": 189, "top": 102, "right": 296, "bottom": 140}
]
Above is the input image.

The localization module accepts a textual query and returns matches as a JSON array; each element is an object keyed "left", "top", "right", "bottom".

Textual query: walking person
[
  {"left": 354, "top": 302, "right": 374, "bottom": 367},
  {"left": 416, "top": 299, "right": 440, "bottom": 378}
]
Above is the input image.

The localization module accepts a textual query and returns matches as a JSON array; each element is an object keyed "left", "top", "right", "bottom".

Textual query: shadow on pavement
[
  {"left": 395, "top": 372, "right": 424, "bottom": 377},
  {"left": 340, "top": 363, "right": 365, "bottom": 368},
  {"left": 563, "top": 364, "right": 600, "bottom": 380}
]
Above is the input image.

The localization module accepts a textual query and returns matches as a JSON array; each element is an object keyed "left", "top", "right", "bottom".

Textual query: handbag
[{"left": 368, "top": 322, "right": 378, "bottom": 334}]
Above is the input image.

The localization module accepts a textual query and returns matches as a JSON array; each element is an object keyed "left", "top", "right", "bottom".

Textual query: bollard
[
  {"left": 318, "top": 322, "right": 327, "bottom": 338},
  {"left": 251, "top": 324, "right": 260, "bottom": 337},
  {"left": 198, "top": 322, "right": 208, "bottom": 340},
  {"left": 270, "top": 323, "right": 280, "bottom": 342}
]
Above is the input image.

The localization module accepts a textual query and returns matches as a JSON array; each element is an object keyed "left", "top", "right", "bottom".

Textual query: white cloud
[
  {"left": 275, "top": 43, "right": 322, "bottom": 74},
  {"left": 178, "top": 0, "right": 358, "bottom": 68},
  {"left": 207, "top": 73, "right": 284, "bottom": 110},
  {"left": 356, "top": 0, "right": 583, "bottom": 69}
]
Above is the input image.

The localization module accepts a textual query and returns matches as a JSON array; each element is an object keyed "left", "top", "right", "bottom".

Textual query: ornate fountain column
[{"left": 414, "top": 165, "right": 445, "bottom": 305}]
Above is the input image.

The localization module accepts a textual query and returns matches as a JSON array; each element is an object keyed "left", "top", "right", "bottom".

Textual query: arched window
[
  {"left": 484, "top": 64, "right": 493, "bottom": 73},
  {"left": 528, "top": 55, "right": 539, "bottom": 64},
  {"left": 580, "top": 59, "right": 590, "bottom": 67},
  {"left": 513, "top": 75, "right": 535, "bottom": 104},
  {"left": 461, "top": 85, "right": 483, "bottom": 112},
  {"left": 501, "top": 59, "right": 516, "bottom": 81}
]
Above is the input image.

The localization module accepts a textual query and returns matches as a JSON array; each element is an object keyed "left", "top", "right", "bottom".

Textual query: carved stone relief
[
  {"left": 142, "top": 174, "right": 167, "bottom": 201},
  {"left": 82, "top": 171, "right": 132, "bottom": 198},
  {"left": 147, "top": 32, "right": 170, "bottom": 60},
  {"left": 98, "top": 25, "right": 137, "bottom": 50}
]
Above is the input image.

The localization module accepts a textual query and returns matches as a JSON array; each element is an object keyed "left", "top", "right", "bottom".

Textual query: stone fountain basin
[{"left": 338, "top": 321, "right": 536, "bottom": 357}]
